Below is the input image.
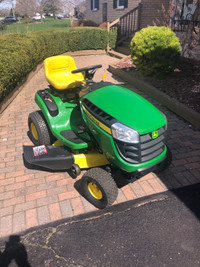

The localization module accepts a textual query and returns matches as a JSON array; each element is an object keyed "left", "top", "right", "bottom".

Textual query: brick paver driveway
[{"left": 0, "top": 52, "right": 200, "bottom": 237}]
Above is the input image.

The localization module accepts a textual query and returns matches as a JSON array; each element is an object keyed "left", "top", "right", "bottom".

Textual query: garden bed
[{"left": 115, "top": 56, "right": 200, "bottom": 114}]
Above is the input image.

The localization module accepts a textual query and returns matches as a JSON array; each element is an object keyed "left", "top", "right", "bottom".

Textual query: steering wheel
[{"left": 72, "top": 64, "right": 102, "bottom": 80}]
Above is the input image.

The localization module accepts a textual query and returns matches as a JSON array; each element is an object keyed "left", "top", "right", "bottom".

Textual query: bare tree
[
  {"left": 62, "top": 0, "right": 84, "bottom": 15},
  {"left": 35, "top": 0, "right": 46, "bottom": 21},
  {"left": 177, "top": 0, "right": 200, "bottom": 57},
  {"left": 15, "top": 0, "right": 46, "bottom": 21},
  {"left": 0, "top": 0, "right": 15, "bottom": 16},
  {"left": 153, "top": 1, "right": 174, "bottom": 27},
  {"left": 42, "top": 0, "right": 63, "bottom": 19},
  {"left": 154, "top": 0, "right": 200, "bottom": 58},
  {"left": 15, "top": 0, "right": 35, "bottom": 17}
]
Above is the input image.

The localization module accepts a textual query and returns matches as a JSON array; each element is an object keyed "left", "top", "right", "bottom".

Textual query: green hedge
[{"left": 0, "top": 27, "right": 117, "bottom": 102}]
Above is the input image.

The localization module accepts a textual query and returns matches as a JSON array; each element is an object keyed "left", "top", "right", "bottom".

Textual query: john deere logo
[{"left": 152, "top": 130, "right": 158, "bottom": 139}]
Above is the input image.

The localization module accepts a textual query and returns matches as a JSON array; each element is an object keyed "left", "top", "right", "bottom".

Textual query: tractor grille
[
  {"left": 114, "top": 126, "right": 166, "bottom": 164},
  {"left": 82, "top": 98, "right": 116, "bottom": 126},
  {"left": 82, "top": 98, "right": 166, "bottom": 164}
]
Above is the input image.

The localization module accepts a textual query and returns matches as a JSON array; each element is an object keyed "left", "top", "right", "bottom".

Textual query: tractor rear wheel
[
  {"left": 28, "top": 111, "right": 55, "bottom": 146},
  {"left": 81, "top": 167, "right": 118, "bottom": 209}
]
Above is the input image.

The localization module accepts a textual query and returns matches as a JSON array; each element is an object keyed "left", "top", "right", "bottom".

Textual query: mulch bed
[{"left": 115, "top": 56, "right": 200, "bottom": 113}]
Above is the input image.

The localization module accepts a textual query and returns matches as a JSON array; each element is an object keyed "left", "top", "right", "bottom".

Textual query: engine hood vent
[{"left": 82, "top": 98, "right": 117, "bottom": 127}]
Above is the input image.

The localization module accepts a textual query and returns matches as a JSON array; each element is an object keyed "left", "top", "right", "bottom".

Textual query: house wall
[
  {"left": 140, "top": 0, "right": 170, "bottom": 29},
  {"left": 85, "top": 0, "right": 140, "bottom": 24},
  {"left": 85, "top": 0, "right": 170, "bottom": 29}
]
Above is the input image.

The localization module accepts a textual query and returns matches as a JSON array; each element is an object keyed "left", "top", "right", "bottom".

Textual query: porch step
[
  {"left": 108, "top": 50, "right": 127, "bottom": 59},
  {"left": 123, "top": 41, "right": 131, "bottom": 47},
  {"left": 115, "top": 46, "right": 130, "bottom": 56}
]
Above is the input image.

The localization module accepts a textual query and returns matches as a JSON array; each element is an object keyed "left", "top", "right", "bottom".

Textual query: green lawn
[{"left": 2, "top": 17, "right": 72, "bottom": 34}]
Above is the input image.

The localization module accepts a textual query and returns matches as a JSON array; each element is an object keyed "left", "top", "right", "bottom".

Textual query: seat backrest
[{"left": 44, "top": 55, "right": 77, "bottom": 76}]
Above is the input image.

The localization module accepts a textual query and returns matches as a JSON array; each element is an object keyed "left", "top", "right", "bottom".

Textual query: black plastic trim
[
  {"left": 82, "top": 98, "right": 117, "bottom": 127},
  {"left": 60, "top": 130, "right": 89, "bottom": 144},
  {"left": 37, "top": 90, "right": 58, "bottom": 117},
  {"left": 122, "top": 154, "right": 167, "bottom": 182}
]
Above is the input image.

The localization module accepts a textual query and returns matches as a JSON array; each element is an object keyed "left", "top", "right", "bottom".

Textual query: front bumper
[{"left": 127, "top": 155, "right": 167, "bottom": 181}]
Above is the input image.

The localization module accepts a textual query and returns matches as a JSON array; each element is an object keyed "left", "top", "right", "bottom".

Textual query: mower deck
[{"left": 23, "top": 145, "right": 74, "bottom": 171}]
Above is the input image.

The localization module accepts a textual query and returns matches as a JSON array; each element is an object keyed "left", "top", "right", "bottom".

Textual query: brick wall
[{"left": 140, "top": 0, "right": 170, "bottom": 29}]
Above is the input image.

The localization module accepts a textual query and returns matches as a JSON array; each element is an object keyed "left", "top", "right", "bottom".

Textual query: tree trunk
[{"left": 40, "top": 13, "right": 43, "bottom": 22}]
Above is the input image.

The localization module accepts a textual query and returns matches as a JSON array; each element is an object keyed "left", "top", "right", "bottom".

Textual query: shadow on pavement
[
  {"left": 1, "top": 184, "right": 200, "bottom": 266},
  {"left": 0, "top": 235, "right": 31, "bottom": 267}
]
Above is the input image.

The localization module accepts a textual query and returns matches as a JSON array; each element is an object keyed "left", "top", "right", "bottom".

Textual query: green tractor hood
[{"left": 82, "top": 84, "right": 166, "bottom": 135}]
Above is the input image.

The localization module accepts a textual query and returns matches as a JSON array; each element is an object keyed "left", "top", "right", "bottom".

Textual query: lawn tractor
[{"left": 23, "top": 55, "right": 171, "bottom": 209}]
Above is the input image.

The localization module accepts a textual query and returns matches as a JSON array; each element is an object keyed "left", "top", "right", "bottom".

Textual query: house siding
[
  {"left": 85, "top": 0, "right": 170, "bottom": 28},
  {"left": 85, "top": 0, "right": 140, "bottom": 24}
]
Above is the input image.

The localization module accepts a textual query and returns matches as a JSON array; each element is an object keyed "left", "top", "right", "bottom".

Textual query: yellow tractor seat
[{"left": 44, "top": 56, "right": 85, "bottom": 90}]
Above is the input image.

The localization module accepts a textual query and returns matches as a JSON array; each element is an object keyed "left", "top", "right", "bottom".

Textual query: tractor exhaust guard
[{"left": 23, "top": 145, "right": 74, "bottom": 171}]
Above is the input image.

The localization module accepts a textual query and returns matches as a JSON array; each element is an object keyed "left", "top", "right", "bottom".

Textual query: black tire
[
  {"left": 81, "top": 168, "right": 118, "bottom": 209},
  {"left": 154, "top": 146, "right": 172, "bottom": 174},
  {"left": 69, "top": 164, "right": 81, "bottom": 179},
  {"left": 28, "top": 111, "right": 55, "bottom": 146}
]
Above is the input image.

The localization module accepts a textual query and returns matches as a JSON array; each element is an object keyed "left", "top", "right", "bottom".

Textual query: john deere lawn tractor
[{"left": 23, "top": 55, "right": 171, "bottom": 209}]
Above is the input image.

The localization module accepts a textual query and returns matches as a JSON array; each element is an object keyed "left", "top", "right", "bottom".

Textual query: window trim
[
  {"left": 113, "top": 0, "right": 128, "bottom": 10},
  {"left": 92, "top": 0, "right": 99, "bottom": 11},
  {"left": 117, "top": 0, "right": 124, "bottom": 9}
]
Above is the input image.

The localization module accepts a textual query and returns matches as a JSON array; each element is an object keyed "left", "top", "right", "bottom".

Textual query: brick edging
[
  {"left": 64, "top": 50, "right": 106, "bottom": 56},
  {"left": 109, "top": 64, "right": 200, "bottom": 129}
]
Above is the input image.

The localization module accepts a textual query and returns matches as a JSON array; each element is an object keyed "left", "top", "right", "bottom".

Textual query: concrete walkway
[{"left": 0, "top": 52, "right": 200, "bottom": 238}]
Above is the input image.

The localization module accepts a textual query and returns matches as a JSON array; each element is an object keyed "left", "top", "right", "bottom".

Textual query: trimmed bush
[
  {"left": 109, "top": 27, "right": 117, "bottom": 50},
  {"left": 130, "top": 26, "right": 181, "bottom": 77},
  {"left": 0, "top": 27, "right": 117, "bottom": 102},
  {"left": 0, "top": 21, "right": 6, "bottom": 31},
  {"left": 80, "top": 20, "right": 99, "bottom": 27}
]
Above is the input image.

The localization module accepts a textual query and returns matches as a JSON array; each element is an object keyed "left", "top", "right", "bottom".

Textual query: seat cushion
[{"left": 47, "top": 71, "right": 84, "bottom": 90}]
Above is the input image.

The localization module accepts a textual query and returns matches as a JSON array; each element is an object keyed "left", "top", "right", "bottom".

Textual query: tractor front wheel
[{"left": 81, "top": 168, "right": 118, "bottom": 209}]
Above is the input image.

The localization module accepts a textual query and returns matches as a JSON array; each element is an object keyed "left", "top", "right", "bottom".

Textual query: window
[
  {"left": 118, "top": 0, "right": 125, "bottom": 8},
  {"left": 91, "top": 0, "right": 99, "bottom": 11},
  {"left": 113, "top": 0, "right": 128, "bottom": 9}
]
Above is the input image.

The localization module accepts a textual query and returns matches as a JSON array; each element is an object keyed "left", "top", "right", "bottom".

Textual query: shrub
[
  {"left": 99, "top": 22, "right": 107, "bottom": 28},
  {"left": 71, "top": 21, "right": 79, "bottom": 27},
  {"left": 130, "top": 26, "right": 181, "bottom": 77},
  {"left": 80, "top": 20, "right": 99, "bottom": 27},
  {"left": 109, "top": 27, "right": 118, "bottom": 50},
  {"left": 0, "top": 27, "right": 117, "bottom": 102},
  {"left": 0, "top": 21, "right": 6, "bottom": 32},
  {"left": 72, "top": 20, "right": 99, "bottom": 27}
]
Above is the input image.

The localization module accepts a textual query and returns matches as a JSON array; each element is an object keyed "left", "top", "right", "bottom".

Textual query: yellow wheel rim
[
  {"left": 31, "top": 122, "right": 38, "bottom": 141},
  {"left": 88, "top": 182, "right": 103, "bottom": 200}
]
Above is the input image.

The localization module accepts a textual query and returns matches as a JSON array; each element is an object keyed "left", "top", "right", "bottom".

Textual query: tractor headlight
[{"left": 111, "top": 122, "right": 139, "bottom": 143}]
